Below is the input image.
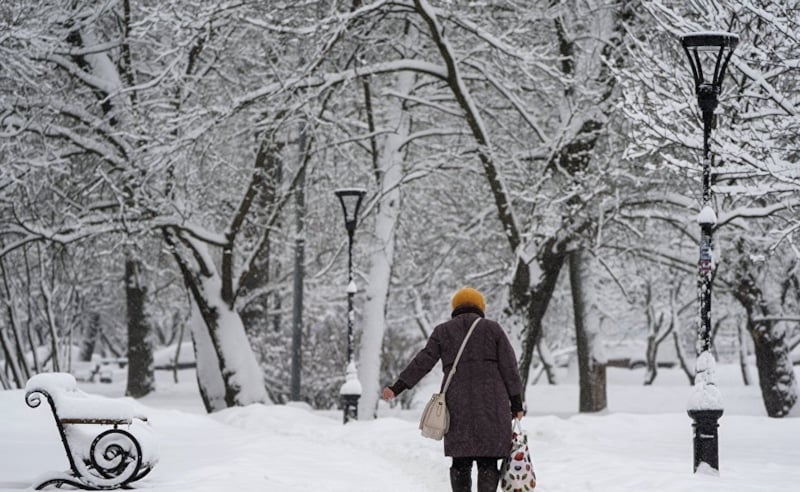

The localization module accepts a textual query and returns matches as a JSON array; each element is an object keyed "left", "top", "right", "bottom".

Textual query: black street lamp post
[
  {"left": 334, "top": 188, "right": 366, "bottom": 424},
  {"left": 680, "top": 31, "right": 738, "bottom": 474}
]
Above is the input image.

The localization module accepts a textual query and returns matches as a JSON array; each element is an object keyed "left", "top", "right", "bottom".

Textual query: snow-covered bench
[{"left": 24, "top": 373, "right": 158, "bottom": 490}]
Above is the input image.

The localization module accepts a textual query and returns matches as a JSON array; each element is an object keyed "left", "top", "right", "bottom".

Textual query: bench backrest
[{"left": 25, "top": 372, "right": 146, "bottom": 424}]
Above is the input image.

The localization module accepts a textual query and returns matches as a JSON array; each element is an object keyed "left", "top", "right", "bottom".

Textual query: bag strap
[{"left": 441, "top": 316, "right": 481, "bottom": 395}]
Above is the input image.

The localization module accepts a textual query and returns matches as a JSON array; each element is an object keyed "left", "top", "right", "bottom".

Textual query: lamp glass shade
[{"left": 334, "top": 188, "right": 367, "bottom": 228}]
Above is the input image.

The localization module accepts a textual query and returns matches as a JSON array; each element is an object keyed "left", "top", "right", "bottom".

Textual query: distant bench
[{"left": 24, "top": 373, "right": 158, "bottom": 490}]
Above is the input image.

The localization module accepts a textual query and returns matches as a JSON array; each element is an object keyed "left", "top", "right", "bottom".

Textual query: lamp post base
[
  {"left": 688, "top": 408, "right": 723, "bottom": 473},
  {"left": 341, "top": 394, "right": 360, "bottom": 424}
]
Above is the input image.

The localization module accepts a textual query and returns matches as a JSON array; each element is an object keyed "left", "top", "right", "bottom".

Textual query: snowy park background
[
  {"left": 2, "top": 364, "right": 800, "bottom": 491},
  {"left": 2, "top": 1, "right": 800, "bottom": 491}
]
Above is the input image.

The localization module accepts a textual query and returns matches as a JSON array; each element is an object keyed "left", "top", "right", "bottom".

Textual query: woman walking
[{"left": 382, "top": 287, "right": 524, "bottom": 492}]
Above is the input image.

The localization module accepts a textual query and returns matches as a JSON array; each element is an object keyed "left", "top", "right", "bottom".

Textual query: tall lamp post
[
  {"left": 335, "top": 188, "right": 367, "bottom": 424},
  {"left": 680, "top": 31, "right": 738, "bottom": 474}
]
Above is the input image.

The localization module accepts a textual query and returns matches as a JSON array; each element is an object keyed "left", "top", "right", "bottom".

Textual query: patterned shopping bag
[{"left": 500, "top": 419, "right": 536, "bottom": 491}]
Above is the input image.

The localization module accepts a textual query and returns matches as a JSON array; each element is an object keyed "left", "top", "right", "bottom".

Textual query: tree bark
[
  {"left": 357, "top": 67, "right": 414, "bottom": 419},
  {"left": 41, "top": 278, "right": 60, "bottom": 372},
  {"left": 79, "top": 312, "right": 101, "bottom": 363},
  {"left": 23, "top": 248, "right": 41, "bottom": 374},
  {"left": 643, "top": 283, "right": 676, "bottom": 385},
  {"left": 749, "top": 319, "right": 797, "bottom": 417},
  {"left": 738, "top": 321, "right": 751, "bottom": 386},
  {"left": 189, "top": 302, "right": 226, "bottom": 412},
  {"left": 517, "top": 238, "right": 569, "bottom": 392},
  {"left": 125, "top": 257, "right": 155, "bottom": 398},
  {"left": 569, "top": 248, "right": 607, "bottom": 412},
  {"left": 1, "top": 258, "right": 30, "bottom": 382},
  {"left": 0, "top": 326, "right": 23, "bottom": 388},
  {"left": 0, "top": 361, "right": 10, "bottom": 389},
  {"left": 672, "top": 330, "right": 695, "bottom": 385},
  {"left": 536, "top": 341, "right": 558, "bottom": 385},
  {"left": 732, "top": 239, "right": 798, "bottom": 417},
  {"left": 238, "top": 139, "right": 282, "bottom": 335},
  {"left": 167, "top": 229, "right": 269, "bottom": 411},
  {"left": 290, "top": 123, "right": 308, "bottom": 401},
  {"left": 733, "top": 272, "right": 798, "bottom": 417}
]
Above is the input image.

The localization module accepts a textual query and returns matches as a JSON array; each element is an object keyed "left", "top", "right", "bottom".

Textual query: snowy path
[{"left": 168, "top": 405, "right": 450, "bottom": 491}]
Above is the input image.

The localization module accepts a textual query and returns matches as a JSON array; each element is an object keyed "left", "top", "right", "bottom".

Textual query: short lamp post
[
  {"left": 680, "top": 31, "right": 738, "bottom": 474},
  {"left": 335, "top": 188, "right": 367, "bottom": 424}
]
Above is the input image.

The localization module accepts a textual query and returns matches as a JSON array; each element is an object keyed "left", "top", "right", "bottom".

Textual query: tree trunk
[
  {"left": 0, "top": 326, "right": 23, "bottom": 388},
  {"left": 536, "top": 341, "right": 558, "bottom": 385},
  {"left": 643, "top": 284, "right": 659, "bottom": 385},
  {"left": 517, "top": 239, "right": 568, "bottom": 393},
  {"left": 189, "top": 302, "right": 226, "bottom": 412},
  {"left": 79, "top": 312, "right": 101, "bottom": 363},
  {"left": 23, "top": 249, "right": 41, "bottom": 374},
  {"left": 734, "top": 277, "right": 798, "bottom": 417},
  {"left": 290, "top": 123, "right": 307, "bottom": 401},
  {"left": 644, "top": 336, "right": 658, "bottom": 386},
  {"left": 0, "top": 259, "right": 31, "bottom": 381},
  {"left": 643, "top": 283, "right": 676, "bottom": 386},
  {"left": 672, "top": 330, "right": 695, "bottom": 385},
  {"left": 357, "top": 68, "right": 414, "bottom": 420},
  {"left": 168, "top": 230, "right": 270, "bottom": 412},
  {"left": 738, "top": 321, "right": 751, "bottom": 386},
  {"left": 0, "top": 361, "right": 10, "bottom": 389},
  {"left": 569, "top": 248, "right": 607, "bottom": 412},
  {"left": 125, "top": 257, "right": 155, "bottom": 398},
  {"left": 733, "top": 242, "right": 798, "bottom": 417},
  {"left": 41, "top": 279, "right": 60, "bottom": 372},
  {"left": 101, "top": 331, "right": 124, "bottom": 359},
  {"left": 238, "top": 139, "right": 282, "bottom": 336},
  {"left": 749, "top": 320, "right": 797, "bottom": 417}
]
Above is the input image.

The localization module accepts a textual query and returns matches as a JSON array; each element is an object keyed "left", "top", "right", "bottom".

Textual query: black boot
[
  {"left": 450, "top": 466, "right": 472, "bottom": 492},
  {"left": 476, "top": 459, "right": 500, "bottom": 492}
]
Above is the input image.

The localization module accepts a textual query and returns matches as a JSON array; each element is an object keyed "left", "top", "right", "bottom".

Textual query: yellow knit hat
[{"left": 451, "top": 287, "right": 486, "bottom": 313}]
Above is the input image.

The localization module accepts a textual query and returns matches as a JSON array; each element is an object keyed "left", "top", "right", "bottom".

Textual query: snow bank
[{"left": 3, "top": 366, "right": 800, "bottom": 491}]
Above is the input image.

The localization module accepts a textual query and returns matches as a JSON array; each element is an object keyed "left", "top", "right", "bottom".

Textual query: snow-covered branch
[
  {"left": 731, "top": 58, "right": 797, "bottom": 117},
  {"left": 0, "top": 114, "right": 126, "bottom": 170},
  {"left": 243, "top": 0, "right": 403, "bottom": 35},
  {"left": 36, "top": 54, "right": 120, "bottom": 95},
  {"left": 230, "top": 59, "right": 448, "bottom": 115},
  {"left": 152, "top": 219, "right": 227, "bottom": 247},
  {"left": 0, "top": 220, "right": 126, "bottom": 258},
  {"left": 717, "top": 201, "right": 800, "bottom": 229},
  {"left": 52, "top": 39, "right": 122, "bottom": 57}
]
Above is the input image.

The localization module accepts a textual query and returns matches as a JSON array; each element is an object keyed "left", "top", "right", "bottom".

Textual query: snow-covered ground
[{"left": 1, "top": 365, "right": 799, "bottom": 491}]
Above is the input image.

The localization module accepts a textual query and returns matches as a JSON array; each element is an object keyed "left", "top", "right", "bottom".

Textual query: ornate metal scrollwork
[
  {"left": 68, "top": 428, "right": 144, "bottom": 488},
  {"left": 25, "top": 389, "right": 49, "bottom": 411}
]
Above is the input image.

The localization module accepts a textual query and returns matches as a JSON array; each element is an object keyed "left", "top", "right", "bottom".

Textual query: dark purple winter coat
[{"left": 397, "top": 311, "right": 523, "bottom": 457}]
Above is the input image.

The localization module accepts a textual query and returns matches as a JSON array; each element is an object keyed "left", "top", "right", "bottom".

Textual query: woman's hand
[{"left": 381, "top": 387, "right": 396, "bottom": 401}]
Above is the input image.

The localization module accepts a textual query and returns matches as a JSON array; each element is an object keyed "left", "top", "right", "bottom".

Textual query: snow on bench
[
  {"left": 24, "top": 372, "right": 158, "bottom": 490},
  {"left": 26, "top": 373, "right": 149, "bottom": 424}
]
